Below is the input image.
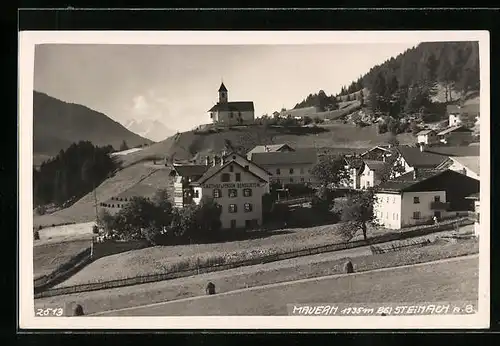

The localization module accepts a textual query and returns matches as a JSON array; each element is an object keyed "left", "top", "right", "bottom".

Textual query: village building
[
  {"left": 424, "top": 145, "right": 480, "bottom": 158},
  {"left": 169, "top": 153, "right": 270, "bottom": 230},
  {"left": 279, "top": 106, "right": 319, "bottom": 119},
  {"left": 208, "top": 82, "right": 255, "bottom": 125},
  {"left": 416, "top": 129, "right": 439, "bottom": 146},
  {"left": 343, "top": 155, "right": 364, "bottom": 190},
  {"left": 447, "top": 104, "right": 480, "bottom": 127},
  {"left": 392, "top": 145, "right": 448, "bottom": 177},
  {"left": 249, "top": 147, "right": 319, "bottom": 186},
  {"left": 374, "top": 169, "right": 479, "bottom": 230},
  {"left": 246, "top": 144, "right": 295, "bottom": 160},
  {"left": 465, "top": 192, "right": 480, "bottom": 237},
  {"left": 437, "top": 125, "right": 473, "bottom": 146},
  {"left": 359, "top": 145, "right": 393, "bottom": 161},
  {"left": 359, "top": 160, "right": 388, "bottom": 189},
  {"left": 436, "top": 156, "right": 480, "bottom": 181}
]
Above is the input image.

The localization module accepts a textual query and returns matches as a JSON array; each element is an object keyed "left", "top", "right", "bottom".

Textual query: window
[
  {"left": 393, "top": 197, "right": 396, "bottom": 204},
  {"left": 393, "top": 213, "right": 395, "bottom": 220},
  {"left": 396, "top": 213, "right": 399, "bottom": 220},
  {"left": 366, "top": 181, "right": 370, "bottom": 187},
  {"left": 301, "top": 178, "right": 305, "bottom": 182},
  {"left": 230, "top": 219, "right": 237, "bottom": 228},
  {"left": 229, "top": 165, "right": 234, "bottom": 173},
  {"left": 229, "top": 204, "right": 238, "bottom": 213},
  {"left": 221, "top": 173, "right": 230, "bottom": 182},
  {"left": 228, "top": 189, "right": 238, "bottom": 198},
  {"left": 413, "top": 211, "right": 421, "bottom": 219},
  {"left": 245, "top": 220, "right": 251, "bottom": 228},
  {"left": 276, "top": 168, "right": 281, "bottom": 175},
  {"left": 194, "top": 190, "right": 199, "bottom": 198},
  {"left": 244, "top": 165, "right": 249, "bottom": 171},
  {"left": 386, "top": 197, "right": 389, "bottom": 203},
  {"left": 244, "top": 203, "right": 253, "bottom": 212},
  {"left": 232, "top": 155, "right": 236, "bottom": 160},
  {"left": 290, "top": 168, "right": 294, "bottom": 174},
  {"left": 386, "top": 212, "right": 389, "bottom": 219},
  {"left": 235, "top": 173, "right": 241, "bottom": 182},
  {"left": 290, "top": 178, "right": 294, "bottom": 183},
  {"left": 434, "top": 196, "right": 441, "bottom": 202},
  {"left": 413, "top": 197, "right": 420, "bottom": 204},
  {"left": 229, "top": 112, "right": 234, "bottom": 118},
  {"left": 213, "top": 189, "right": 221, "bottom": 198},
  {"left": 243, "top": 188, "right": 252, "bottom": 197}
]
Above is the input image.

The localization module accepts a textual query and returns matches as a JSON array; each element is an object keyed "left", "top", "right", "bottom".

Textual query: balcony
[{"left": 430, "top": 201, "right": 450, "bottom": 210}]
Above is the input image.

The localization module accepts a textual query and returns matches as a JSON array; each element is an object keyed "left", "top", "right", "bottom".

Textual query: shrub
[
  {"left": 343, "top": 260, "right": 354, "bottom": 273},
  {"left": 92, "top": 225, "right": 99, "bottom": 234},
  {"left": 34, "top": 230, "right": 40, "bottom": 240}
]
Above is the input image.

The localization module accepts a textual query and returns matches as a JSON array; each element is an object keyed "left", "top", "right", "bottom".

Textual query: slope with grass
[
  {"left": 120, "top": 123, "right": 416, "bottom": 167},
  {"left": 33, "top": 163, "right": 162, "bottom": 227},
  {"left": 34, "top": 239, "right": 91, "bottom": 279}
]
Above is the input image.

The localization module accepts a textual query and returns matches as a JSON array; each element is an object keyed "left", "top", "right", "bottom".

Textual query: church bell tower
[{"left": 218, "top": 82, "right": 228, "bottom": 104}]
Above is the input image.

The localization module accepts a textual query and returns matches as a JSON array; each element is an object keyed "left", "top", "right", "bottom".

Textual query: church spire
[{"left": 218, "top": 81, "right": 228, "bottom": 103}]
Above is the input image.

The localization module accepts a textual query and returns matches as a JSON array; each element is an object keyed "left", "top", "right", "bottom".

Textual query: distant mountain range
[
  {"left": 124, "top": 118, "right": 175, "bottom": 142},
  {"left": 33, "top": 91, "right": 153, "bottom": 165}
]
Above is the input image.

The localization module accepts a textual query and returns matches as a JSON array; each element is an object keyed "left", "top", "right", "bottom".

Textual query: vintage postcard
[{"left": 18, "top": 30, "right": 490, "bottom": 330}]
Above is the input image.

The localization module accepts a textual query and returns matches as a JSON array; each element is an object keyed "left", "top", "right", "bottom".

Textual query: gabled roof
[
  {"left": 208, "top": 101, "right": 254, "bottom": 112},
  {"left": 194, "top": 160, "right": 268, "bottom": 185},
  {"left": 416, "top": 129, "right": 436, "bottom": 136},
  {"left": 171, "top": 164, "right": 209, "bottom": 178},
  {"left": 363, "top": 160, "right": 388, "bottom": 173},
  {"left": 360, "top": 145, "right": 392, "bottom": 157},
  {"left": 344, "top": 155, "right": 365, "bottom": 170},
  {"left": 450, "top": 156, "right": 480, "bottom": 176},
  {"left": 425, "top": 145, "right": 480, "bottom": 157},
  {"left": 222, "top": 151, "right": 273, "bottom": 176},
  {"left": 250, "top": 148, "right": 318, "bottom": 166},
  {"left": 437, "top": 125, "right": 473, "bottom": 135},
  {"left": 218, "top": 82, "right": 228, "bottom": 92},
  {"left": 396, "top": 146, "right": 448, "bottom": 168},
  {"left": 377, "top": 169, "right": 446, "bottom": 192},
  {"left": 247, "top": 144, "right": 295, "bottom": 156}
]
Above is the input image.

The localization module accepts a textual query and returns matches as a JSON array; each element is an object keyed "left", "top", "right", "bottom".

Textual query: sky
[{"left": 34, "top": 43, "right": 420, "bottom": 132}]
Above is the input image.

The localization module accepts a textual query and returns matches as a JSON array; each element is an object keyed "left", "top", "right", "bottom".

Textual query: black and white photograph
[{"left": 19, "top": 31, "right": 490, "bottom": 329}]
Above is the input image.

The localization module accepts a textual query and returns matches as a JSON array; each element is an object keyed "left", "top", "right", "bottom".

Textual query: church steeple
[{"left": 218, "top": 81, "right": 228, "bottom": 103}]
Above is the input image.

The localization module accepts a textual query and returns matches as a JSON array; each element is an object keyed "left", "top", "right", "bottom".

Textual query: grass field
[
  {"left": 33, "top": 239, "right": 91, "bottom": 279},
  {"left": 53, "top": 221, "right": 472, "bottom": 288},
  {"left": 33, "top": 164, "right": 162, "bottom": 227},
  {"left": 35, "top": 238, "right": 478, "bottom": 316}
]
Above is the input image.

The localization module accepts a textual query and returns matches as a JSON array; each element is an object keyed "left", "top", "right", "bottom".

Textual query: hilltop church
[{"left": 208, "top": 82, "right": 255, "bottom": 125}]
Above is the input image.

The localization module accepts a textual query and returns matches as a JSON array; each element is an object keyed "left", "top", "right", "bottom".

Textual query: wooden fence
[{"left": 34, "top": 217, "right": 473, "bottom": 299}]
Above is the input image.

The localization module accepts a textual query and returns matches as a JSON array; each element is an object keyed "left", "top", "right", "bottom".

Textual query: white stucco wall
[
  {"left": 264, "top": 163, "right": 317, "bottom": 185},
  {"left": 213, "top": 110, "right": 255, "bottom": 125},
  {"left": 224, "top": 154, "right": 270, "bottom": 192},
  {"left": 400, "top": 191, "right": 447, "bottom": 227},
  {"left": 449, "top": 114, "right": 462, "bottom": 127},
  {"left": 197, "top": 163, "right": 267, "bottom": 229},
  {"left": 374, "top": 193, "right": 402, "bottom": 229}
]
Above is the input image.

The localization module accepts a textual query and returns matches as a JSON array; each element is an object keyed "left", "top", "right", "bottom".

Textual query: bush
[
  {"left": 34, "top": 230, "right": 40, "bottom": 240},
  {"left": 92, "top": 225, "right": 99, "bottom": 234}
]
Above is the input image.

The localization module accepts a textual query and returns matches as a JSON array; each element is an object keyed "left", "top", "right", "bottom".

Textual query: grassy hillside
[
  {"left": 33, "top": 91, "right": 153, "bottom": 163},
  {"left": 34, "top": 163, "right": 162, "bottom": 227},
  {"left": 120, "top": 123, "right": 415, "bottom": 167}
]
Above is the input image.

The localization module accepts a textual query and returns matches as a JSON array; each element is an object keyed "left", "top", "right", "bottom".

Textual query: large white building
[
  {"left": 374, "top": 169, "right": 479, "bottom": 229},
  {"left": 248, "top": 146, "right": 319, "bottom": 186},
  {"left": 170, "top": 151, "right": 270, "bottom": 230},
  {"left": 208, "top": 82, "right": 255, "bottom": 126}
]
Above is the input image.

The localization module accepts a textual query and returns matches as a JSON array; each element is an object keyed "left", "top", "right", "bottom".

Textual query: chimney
[{"left": 413, "top": 168, "right": 418, "bottom": 180}]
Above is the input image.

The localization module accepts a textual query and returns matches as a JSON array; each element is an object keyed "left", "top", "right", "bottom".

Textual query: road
[{"left": 93, "top": 255, "right": 478, "bottom": 316}]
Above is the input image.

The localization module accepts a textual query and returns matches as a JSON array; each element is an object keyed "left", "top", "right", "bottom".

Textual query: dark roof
[
  {"left": 363, "top": 160, "right": 388, "bottom": 173},
  {"left": 396, "top": 146, "right": 448, "bottom": 168},
  {"left": 377, "top": 169, "right": 447, "bottom": 192},
  {"left": 208, "top": 101, "right": 254, "bottom": 112},
  {"left": 195, "top": 160, "right": 268, "bottom": 184},
  {"left": 437, "top": 125, "right": 473, "bottom": 135},
  {"left": 425, "top": 145, "right": 480, "bottom": 157},
  {"left": 247, "top": 144, "right": 295, "bottom": 155},
  {"left": 172, "top": 164, "right": 209, "bottom": 178},
  {"left": 416, "top": 129, "right": 436, "bottom": 136},
  {"left": 218, "top": 82, "right": 228, "bottom": 92},
  {"left": 222, "top": 151, "right": 273, "bottom": 175},
  {"left": 344, "top": 156, "right": 365, "bottom": 170},
  {"left": 251, "top": 148, "right": 318, "bottom": 166}
]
